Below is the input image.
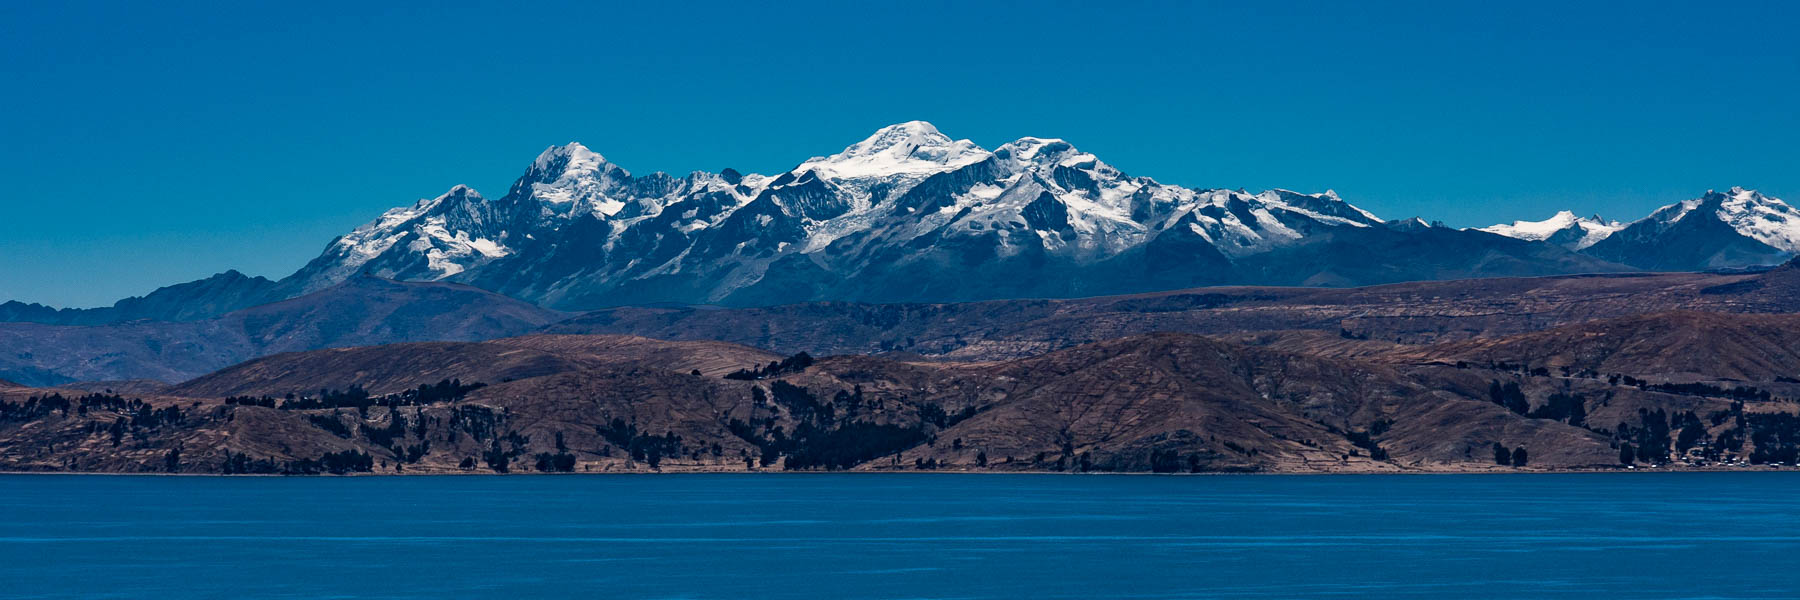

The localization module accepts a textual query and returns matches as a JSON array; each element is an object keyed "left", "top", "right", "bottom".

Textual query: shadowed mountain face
[
  {"left": 1476, "top": 187, "right": 1800, "bottom": 271},
  {"left": 0, "top": 276, "right": 569, "bottom": 386},
  {"left": 13, "top": 259, "right": 1800, "bottom": 388},
  {"left": 1581, "top": 188, "right": 1800, "bottom": 271},
  {"left": 548, "top": 262, "right": 1800, "bottom": 361},
  {"left": 0, "top": 270, "right": 280, "bottom": 325}
]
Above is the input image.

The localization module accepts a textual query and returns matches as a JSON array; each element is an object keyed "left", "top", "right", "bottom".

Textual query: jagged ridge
[{"left": 278, "top": 122, "right": 1620, "bottom": 309}]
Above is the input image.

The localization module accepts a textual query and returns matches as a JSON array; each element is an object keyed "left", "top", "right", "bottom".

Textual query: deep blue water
[{"left": 2, "top": 473, "right": 1797, "bottom": 599}]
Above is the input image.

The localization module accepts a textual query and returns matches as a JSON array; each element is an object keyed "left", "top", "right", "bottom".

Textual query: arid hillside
[
  {"left": 6, "top": 325, "right": 1794, "bottom": 475},
  {"left": 548, "top": 263, "right": 1800, "bottom": 361},
  {"left": 1391, "top": 311, "right": 1800, "bottom": 383}
]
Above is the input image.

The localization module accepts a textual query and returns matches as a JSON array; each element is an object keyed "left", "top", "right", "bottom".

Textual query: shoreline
[{"left": 2, "top": 465, "right": 1790, "bottom": 478}]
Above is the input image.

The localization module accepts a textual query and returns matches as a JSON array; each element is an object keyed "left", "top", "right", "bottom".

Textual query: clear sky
[{"left": 3, "top": 1, "right": 1796, "bottom": 307}]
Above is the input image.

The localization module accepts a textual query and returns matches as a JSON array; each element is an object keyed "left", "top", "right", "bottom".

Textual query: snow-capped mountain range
[
  {"left": 273, "top": 121, "right": 1627, "bottom": 309},
  {"left": 1477, "top": 187, "right": 1800, "bottom": 271},
  {"left": 8, "top": 122, "right": 1794, "bottom": 319}
]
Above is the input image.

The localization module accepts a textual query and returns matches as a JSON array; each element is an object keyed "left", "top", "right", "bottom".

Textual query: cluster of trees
[
  {"left": 223, "top": 396, "right": 279, "bottom": 408},
  {"left": 226, "top": 379, "right": 486, "bottom": 411},
  {"left": 725, "top": 382, "right": 980, "bottom": 471},
  {"left": 1148, "top": 448, "right": 1212, "bottom": 473},
  {"left": 447, "top": 405, "right": 506, "bottom": 444},
  {"left": 307, "top": 414, "right": 353, "bottom": 438},
  {"left": 1491, "top": 443, "right": 1528, "bottom": 467},
  {"left": 1487, "top": 381, "right": 1531, "bottom": 415},
  {"left": 595, "top": 418, "right": 683, "bottom": 468},
  {"left": 1485, "top": 381, "right": 1588, "bottom": 427},
  {"left": 766, "top": 381, "right": 833, "bottom": 422},
  {"left": 218, "top": 449, "right": 373, "bottom": 474},
  {"left": 1474, "top": 362, "right": 1555, "bottom": 377},
  {"left": 1747, "top": 412, "right": 1800, "bottom": 464},
  {"left": 22, "top": 394, "right": 192, "bottom": 447},
  {"left": 919, "top": 402, "right": 979, "bottom": 429},
  {"left": 1344, "top": 426, "right": 1390, "bottom": 461},
  {"left": 1530, "top": 393, "right": 1587, "bottom": 427},
  {"left": 3, "top": 393, "right": 186, "bottom": 428},
  {"left": 274, "top": 386, "right": 373, "bottom": 411},
  {"left": 302, "top": 406, "right": 432, "bottom": 468},
  {"left": 363, "top": 409, "right": 429, "bottom": 465},
  {"left": 533, "top": 432, "right": 577, "bottom": 472},
  {"left": 724, "top": 352, "right": 815, "bottom": 380},
  {"left": 1614, "top": 408, "right": 1727, "bottom": 465},
  {"left": 481, "top": 430, "right": 531, "bottom": 473},
  {"left": 779, "top": 421, "right": 926, "bottom": 470},
  {"left": 0, "top": 394, "right": 71, "bottom": 423},
  {"left": 1614, "top": 409, "right": 1674, "bottom": 465}
]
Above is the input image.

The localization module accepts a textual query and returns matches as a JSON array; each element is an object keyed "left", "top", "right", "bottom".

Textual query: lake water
[{"left": 1, "top": 473, "right": 1796, "bottom": 598}]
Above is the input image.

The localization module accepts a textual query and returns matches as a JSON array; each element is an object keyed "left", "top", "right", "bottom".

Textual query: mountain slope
[
  {"left": 1395, "top": 311, "right": 1800, "bottom": 382},
  {"left": 0, "top": 277, "right": 570, "bottom": 386},
  {"left": 170, "top": 334, "right": 779, "bottom": 398},
  {"left": 1585, "top": 187, "right": 1800, "bottom": 270},
  {"left": 549, "top": 265, "right": 1800, "bottom": 362},
  {"left": 0, "top": 271, "right": 280, "bottom": 325},
  {"left": 0, "top": 332, "right": 1645, "bottom": 474},
  {"left": 890, "top": 333, "right": 1618, "bottom": 471}
]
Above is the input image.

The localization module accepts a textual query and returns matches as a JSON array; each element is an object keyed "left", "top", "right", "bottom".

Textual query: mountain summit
[
  {"left": 794, "top": 120, "right": 989, "bottom": 181},
  {"left": 1484, "top": 187, "right": 1800, "bottom": 271},
  {"left": 1478, "top": 211, "right": 1622, "bottom": 251},
  {"left": 275, "top": 122, "right": 1621, "bottom": 309}
]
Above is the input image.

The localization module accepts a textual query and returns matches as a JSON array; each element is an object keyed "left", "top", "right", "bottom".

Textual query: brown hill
[
  {"left": 549, "top": 269, "right": 1793, "bottom": 362},
  {"left": 878, "top": 334, "right": 1615, "bottom": 471},
  {"left": 53, "top": 380, "right": 176, "bottom": 396},
  {"left": 168, "top": 334, "right": 780, "bottom": 398},
  {"left": 168, "top": 341, "right": 590, "bottom": 398},
  {"left": 1395, "top": 311, "right": 1800, "bottom": 383},
  {"left": 3, "top": 331, "right": 1787, "bottom": 475},
  {"left": 489, "top": 335, "right": 781, "bottom": 377}
]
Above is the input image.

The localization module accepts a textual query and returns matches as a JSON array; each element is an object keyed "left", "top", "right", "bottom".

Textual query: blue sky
[{"left": 2, "top": 1, "right": 1796, "bottom": 307}]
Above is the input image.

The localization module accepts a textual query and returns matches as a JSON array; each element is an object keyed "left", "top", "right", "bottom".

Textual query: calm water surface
[{"left": 1, "top": 472, "right": 1796, "bottom": 599}]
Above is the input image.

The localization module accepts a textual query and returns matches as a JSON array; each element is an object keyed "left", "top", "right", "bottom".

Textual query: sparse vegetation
[{"left": 723, "top": 352, "right": 815, "bottom": 380}]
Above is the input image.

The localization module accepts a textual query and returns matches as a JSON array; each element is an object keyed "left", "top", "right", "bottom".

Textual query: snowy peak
[
  {"left": 529, "top": 142, "right": 619, "bottom": 179},
  {"left": 797, "top": 121, "right": 989, "bottom": 180},
  {"left": 1259, "top": 189, "right": 1383, "bottom": 226},
  {"left": 1484, "top": 210, "right": 1586, "bottom": 240},
  {"left": 1711, "top": 187, "right": 1800, "bottom": 253},
  {"left": 1478, "top": 210, "right": 1621, "bottom": 250},
  {"left": 515, "top": 142, "right": 638, "bottom": 218},
  {"left": 1635, "top": 187, "right": 1800, "bottom": 252},
  {"left": 434, "top": 184, "right": 484, "bottom": 209},
  {"left": 995, "top": 137, "right": 1085, "bottom": 167}
]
